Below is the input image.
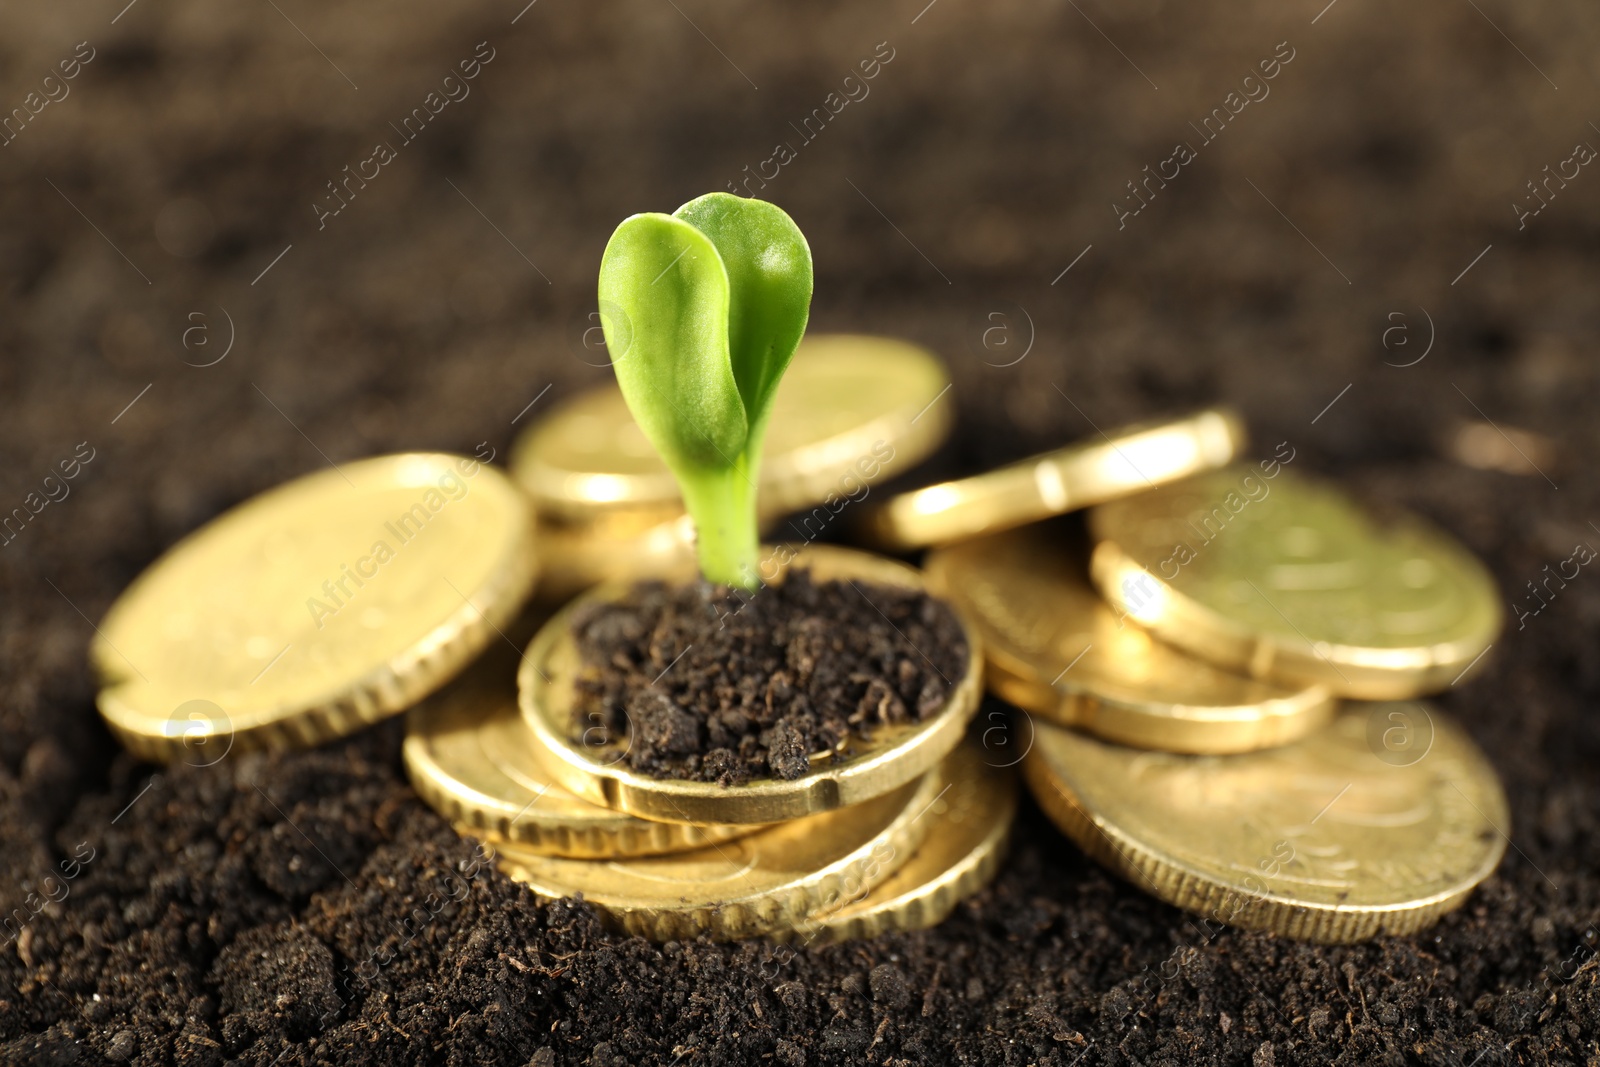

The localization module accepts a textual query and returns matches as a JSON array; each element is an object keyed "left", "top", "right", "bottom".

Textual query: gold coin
[
  {"left": 927, "top": 526, "right": 1334, "bottom": 753},
  {"left": 95, "top": 453, "right": 537, "bottom": 761},
  {"left": 493, "top": 758, "right": 948, "bottom": 941},
  {"left": 769, "top": 740, "right": 1017, "bottom": 945},
  {"left": 519, "top": 543, "right": 984, "bottom": 825},
  {"left": 1089, "top": 468, "right": 1502, "bottom": 699},
  {"left": 510, "top": 334, "right": 952, "bottom": 521},
  {"left": 404, "top": 656, "right": 753, "bottom": 858},
  {"left": 531, "top": 511, "right": 698, "bottom": 602},
  {"left": 1024, "top": 703, "right": 1508, "bottom": 942},
  {"left": 859, "top": 408, "right": 1244, "bottom": 551}
]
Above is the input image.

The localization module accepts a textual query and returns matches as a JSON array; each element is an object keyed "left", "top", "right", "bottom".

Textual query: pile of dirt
[{"left": 570, "top": 571, "right": 969, "bottom": 785}]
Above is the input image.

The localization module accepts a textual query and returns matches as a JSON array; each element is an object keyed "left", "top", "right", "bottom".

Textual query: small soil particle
[{"left": 569, "top": 571, "right": 969, "bottom": 785}]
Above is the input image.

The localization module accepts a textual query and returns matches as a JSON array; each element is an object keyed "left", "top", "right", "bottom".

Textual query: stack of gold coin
[
  {"left": 408, "top": 336, "right": 1016, "bottom": 941},
  {"left": 511, "top": 334, "right": 955, "bottom": 599},
  {"left": 490, "top": 741, "right": 1016, "bottom": 943},
  {"left": 410, "top": 675, "right": 1014, "bottom": 942},
  {"left": 899, "top": 415, "right": 1509, "bottom": 942},
  {"left": 93, "top": 344, "right": 1509, "bottom": 947},
  {"left": 404, "top": 543, "right": 1015, "bottom": 942}
]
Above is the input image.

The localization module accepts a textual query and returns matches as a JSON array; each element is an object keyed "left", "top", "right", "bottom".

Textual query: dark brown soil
[
  {"left": 3, "top": 0, "right": 1599, "bottom": 1063},
  {"left": 569, "top": 571, "right": 969, "bottom": 785}
]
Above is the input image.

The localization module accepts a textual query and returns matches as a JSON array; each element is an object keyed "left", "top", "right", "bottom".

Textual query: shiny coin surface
[
  {"left": 860, "top": 408, "right": 1243, "bottom": 551},
  {"left": 927, "top": 526, "right": 1334, "bottom": 753},
  {"left": 1024, "top": 703, "right": 1508, "bottom": 942},
  {"left": 532, "top": 512, "right": 698, "bottom": 602},
  {"left": 96, "top": 453, "right": 537, "bottom": 761},
  {"left": 519, "top": 544, "right": 983, "bottom": 825},
  {"left": 770, "top": 740, "right": 1016, "bottom": 945},
  {"left": 494, "top": 759, "right": 947, "bottom": 940},
  {"left": 510, "top": 333, "right": 952, "bottom": 521},
  {"left": 404, "top": 656, "right": 753, "bottom": 857},
  {"left": 1089, "top": 468, "right": 1502, "bottom": 699}
]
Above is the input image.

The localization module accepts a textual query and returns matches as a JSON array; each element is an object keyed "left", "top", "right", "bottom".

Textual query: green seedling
[{"left": 598, "top": 193, "right": 813, "bottom": 589}]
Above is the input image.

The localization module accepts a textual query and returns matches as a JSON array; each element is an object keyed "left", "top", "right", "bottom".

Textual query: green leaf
[
  {"left": 595, "top": 196, "right": 813, "bottom": 589},
  {"left": 673, "top": 193, "right": 813, "bottom": 439},
  {"left": 597, "top": 212, "right": 747, "bottom": 472}
]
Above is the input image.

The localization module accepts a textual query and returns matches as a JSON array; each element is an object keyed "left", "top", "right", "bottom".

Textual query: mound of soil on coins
[{"left": 568, "top": 570, "right": 970, "bottom": 785}]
